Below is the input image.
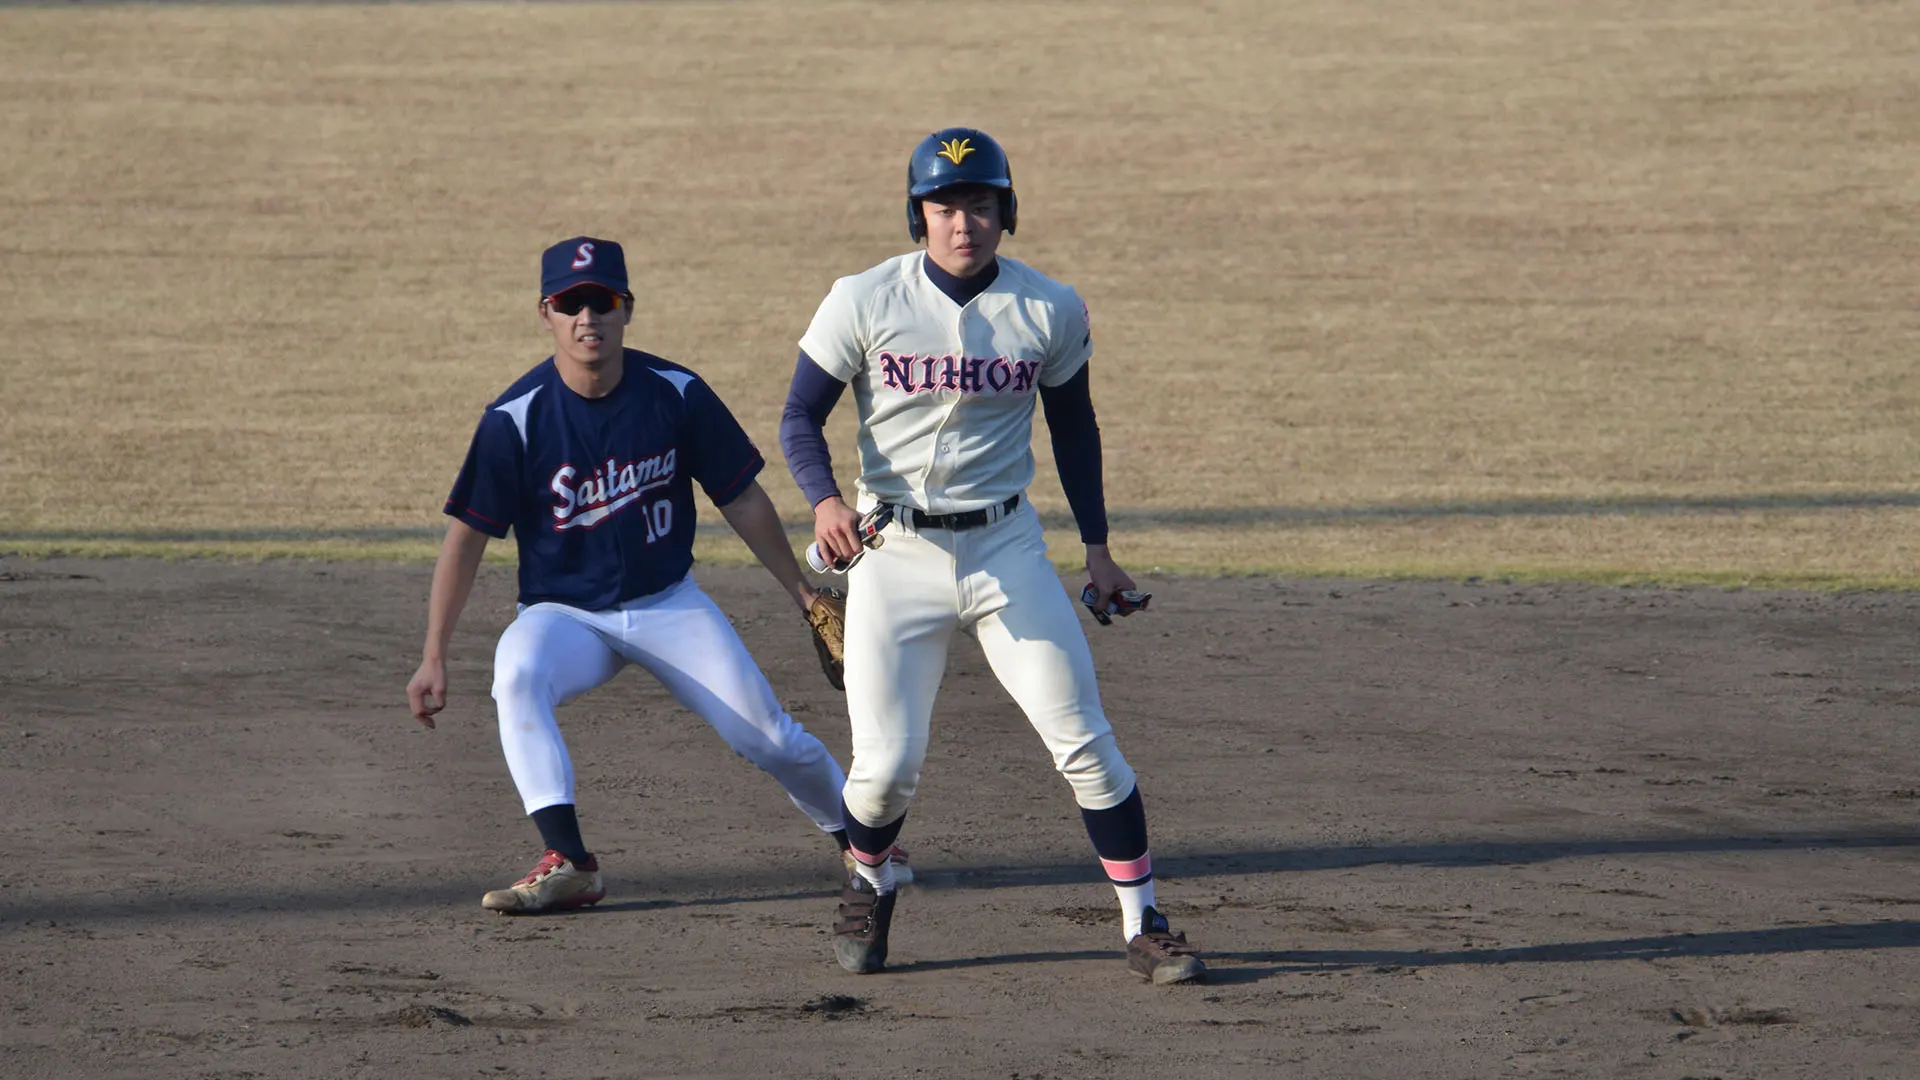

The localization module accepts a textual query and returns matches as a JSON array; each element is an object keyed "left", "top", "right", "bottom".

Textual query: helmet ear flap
[{"left": 1002, "top": 189, "right": 1017, "bottom": 236}]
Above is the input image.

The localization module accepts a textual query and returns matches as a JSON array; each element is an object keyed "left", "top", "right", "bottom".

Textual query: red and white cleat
[{"left": 481, "top": 849, "right": 605, "bottom": 914}]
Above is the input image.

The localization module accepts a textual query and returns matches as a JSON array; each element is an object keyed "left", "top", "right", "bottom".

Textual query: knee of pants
[
  {"left": 1057, "top": 732, "right": 1137, "bottom": 811},
  {"left": 726, "top": 712, "right": 827, "bottom": 774},
  {"left": 843, "top": 741, "right": 926, "bottom": 825},
  {"left": 491, "top": 656, "right": 550, "bottom": 707}
]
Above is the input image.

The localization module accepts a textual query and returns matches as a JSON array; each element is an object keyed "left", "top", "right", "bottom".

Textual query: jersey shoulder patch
[
  {"left": 491, "top": 385, "right": 543, "bottom": 449},
  {"left": 485, "top": 358, "right": 560, "bottom": 449},
  {"left": 649, "top": 367, "right": 698, "bottom": 397},
  {"left": 630, "top": 351, "right": 701, "bottom": 399}
]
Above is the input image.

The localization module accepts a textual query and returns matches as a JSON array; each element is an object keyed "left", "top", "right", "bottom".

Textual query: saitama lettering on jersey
[{"left": 444, "top": 350, "right": 765, "bottom": 610}]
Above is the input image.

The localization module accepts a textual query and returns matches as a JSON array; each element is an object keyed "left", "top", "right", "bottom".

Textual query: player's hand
[
  {"left": 407, "top": 657, "right": 448, "bottom": 729},
  {"left": 813, "top": 496, "right": 864, "bottom": 566},
  {"left": 1085, "top": 545, "right": 1136, "bottom": 611}
]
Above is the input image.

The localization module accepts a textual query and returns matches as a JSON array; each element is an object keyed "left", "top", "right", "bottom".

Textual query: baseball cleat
[
  {"left": 1126, "top": 907, "right": 1207, "bottom": 985},
  {"left": 481, "top": 849, "right": 605, "bottom": 914},
  {"left": 841, "top": 844, "right": 915, "bottom": 887},
  {"left": 833, "top": 876, "right": 898, "bottom": 974}
]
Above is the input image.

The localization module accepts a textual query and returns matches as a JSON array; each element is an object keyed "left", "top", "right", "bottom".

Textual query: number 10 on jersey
[{"left": 641, "top": 499, "right": 672, "bottom": 543}]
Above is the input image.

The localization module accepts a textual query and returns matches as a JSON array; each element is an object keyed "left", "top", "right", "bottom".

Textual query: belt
[{"left": 900, "top": 494, "right": 1021, "bottom": 532}]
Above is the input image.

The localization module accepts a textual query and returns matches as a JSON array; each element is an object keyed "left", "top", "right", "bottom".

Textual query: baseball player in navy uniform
[
  {"left": 407, "top": 237, "right": 903, "bottom": 914},
  {"left": 780, "top": 130, "right": 1206, "bottom": 983}
]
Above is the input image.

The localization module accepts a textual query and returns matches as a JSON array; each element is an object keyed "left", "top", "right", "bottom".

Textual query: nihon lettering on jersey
[
  {"left": 550, "top": 450, "right": 678, "bottom": 530},
  {"left": 877, "top": 353, "right": 1039, "bottom": 396}
]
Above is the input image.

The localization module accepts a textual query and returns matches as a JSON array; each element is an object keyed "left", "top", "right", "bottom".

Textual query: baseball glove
[{"left": 805, "top": 586, "right": 848, "bottom": 690}]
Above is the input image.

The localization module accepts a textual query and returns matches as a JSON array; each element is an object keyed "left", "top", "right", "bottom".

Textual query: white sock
[
  {"left": 1115, "top": 881, "right": 1155, "bottom": 941},
  {"left": 854, "top": 856, "right": 897, "bottom": 896}
]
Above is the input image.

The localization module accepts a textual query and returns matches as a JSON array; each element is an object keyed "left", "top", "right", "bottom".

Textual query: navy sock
[
  {"left": 1081, "top": 787, "right": 1157, "bottom": 939},
  {"left": 840, "top": 797, "right": 906, "bottom": 865},
  {"left": 1080, "top": 786, "right": 1151, "bottom": 885},
  {"left": 530, "top": 804, "right": 591, "bottom": 866}
]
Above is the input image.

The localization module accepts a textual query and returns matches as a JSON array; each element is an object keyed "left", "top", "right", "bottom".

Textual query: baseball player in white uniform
[
  {"left": 406, "top": 236, "right": 904, "bottom": 916},
  {"left": 779, "top": 129, "right": 1205, "bottom": 983}
]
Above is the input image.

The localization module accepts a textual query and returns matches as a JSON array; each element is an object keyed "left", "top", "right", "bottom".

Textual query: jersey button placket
[
  {"left": 921, "top": 312, "right": 967, "bottom": 501},
  {"left": 940, "top": 307, "right": 968, "bottom": 610}
]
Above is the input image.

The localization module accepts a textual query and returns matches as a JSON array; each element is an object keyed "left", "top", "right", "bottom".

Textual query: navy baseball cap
[{"left": 540, "top": 236, "right": 629, "bottom": 296}]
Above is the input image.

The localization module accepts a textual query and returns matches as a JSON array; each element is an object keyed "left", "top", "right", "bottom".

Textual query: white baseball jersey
[{"left": 798, "top": 252, "right": 1094, "bottom": 515}]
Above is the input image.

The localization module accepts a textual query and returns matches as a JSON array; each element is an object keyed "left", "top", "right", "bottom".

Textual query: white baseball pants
[
  {"left": 840, "top": 499, "right": 1136, "bottom": 827},
  {"left": 490, "top": 573, "right": 846, "bottom": 832}
]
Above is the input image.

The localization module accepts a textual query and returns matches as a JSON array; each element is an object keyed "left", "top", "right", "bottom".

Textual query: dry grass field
[{"left": 2, "top": 0, "right": 1915, "bottom": 582}]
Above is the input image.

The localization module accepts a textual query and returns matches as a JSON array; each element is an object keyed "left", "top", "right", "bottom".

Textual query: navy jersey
[{"left": 444, "top": 350, "right": 764, "bottom": 609}]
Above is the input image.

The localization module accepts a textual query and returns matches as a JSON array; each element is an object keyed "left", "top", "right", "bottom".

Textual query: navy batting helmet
[{"left": 906, "top": 126, "right": 1017, "bottom": 242}]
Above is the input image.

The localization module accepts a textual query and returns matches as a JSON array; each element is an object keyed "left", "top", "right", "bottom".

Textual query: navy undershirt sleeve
[
  {"left": 780, "top": 350, "right": 848, "bottom": 509},
  {"left": 1037, "top": 362, "right": 1109, "bottom": 545}
]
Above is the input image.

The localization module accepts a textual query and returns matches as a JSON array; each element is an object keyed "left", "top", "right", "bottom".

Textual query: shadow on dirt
[
  {"left": 889, "top": 950, "right": 1118, "bottom": 974},
  {"left": 1201, "top": 920, "right": 1920, "bottom": 983},
  {"left": 5, "top": 830, "right": 1913, "bottom": 926},
  {"left": 926, "top": 831, "right": 1920, "bottom": 891}
]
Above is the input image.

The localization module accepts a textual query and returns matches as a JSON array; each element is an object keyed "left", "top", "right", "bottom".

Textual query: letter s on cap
[{"left": 572, "top": 242, "right": 595, "bottom": 270}]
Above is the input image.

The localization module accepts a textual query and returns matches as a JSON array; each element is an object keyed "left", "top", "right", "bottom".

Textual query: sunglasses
[{"left": 545, "top": 286, "right": 629, "bottom": 316}]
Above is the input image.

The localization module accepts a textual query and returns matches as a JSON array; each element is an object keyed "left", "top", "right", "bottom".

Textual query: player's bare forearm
[
  {"left": 423, "top": 519, "right": 490, "bottom": 661},
  {"left": 718, "top": 481, "right": 816, "bottom": 613},
  {"left": 408, "top": 519, "right": 488, "bottom": 727}
]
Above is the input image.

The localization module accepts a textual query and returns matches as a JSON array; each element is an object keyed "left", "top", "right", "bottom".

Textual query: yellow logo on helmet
[{"left": 936, "top": 137, "right": 975, "bottom": 164}]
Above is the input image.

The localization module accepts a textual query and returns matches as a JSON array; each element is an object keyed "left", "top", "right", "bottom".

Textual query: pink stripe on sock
[
  {"left": 1100, "top": 853, "right": 1152, "bottom": 882},
  {"left": 849, "top": 844, "right": 892, "bottom": 868}
]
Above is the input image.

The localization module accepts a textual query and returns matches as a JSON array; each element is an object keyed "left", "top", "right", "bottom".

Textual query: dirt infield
[{"left": 2, "top": 557, "right": 1916, "bottom": 1078}]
